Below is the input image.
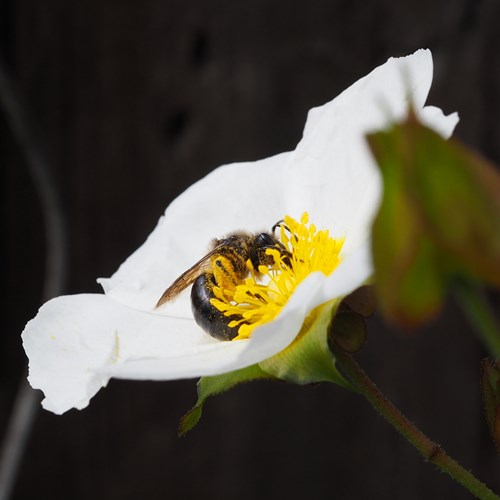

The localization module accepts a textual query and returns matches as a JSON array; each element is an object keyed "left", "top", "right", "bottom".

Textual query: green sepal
[
  {"left": 342, "top": 285, "right": 376, "bottom": 319},
  {"left": 329, "top": 310, "right": 367, "bottom": 354},
  {"left": 179, "top": 363, "right": 271, "bottom": 436},
  {"left": 481, "top": 358, "right": 500, "bottom": 453},
  {"left": 180, "top": 297, "right": 360, "bottom": 435},
  {"left": 259, "top": 298, "right": 354, "bottom": 391}
]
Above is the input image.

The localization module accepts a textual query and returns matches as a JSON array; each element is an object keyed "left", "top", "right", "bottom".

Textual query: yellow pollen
[{"left": 211, "top": 213, "right": 344, "bottom": 340}]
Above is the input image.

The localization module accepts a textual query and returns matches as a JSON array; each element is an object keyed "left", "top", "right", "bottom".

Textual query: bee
[{"left": 155, "top": 224, "right": 290, "bottom": 340}]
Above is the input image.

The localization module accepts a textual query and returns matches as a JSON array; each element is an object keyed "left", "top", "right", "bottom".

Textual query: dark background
[{"left": 3, "top": 1, "right": 500, "bottom": 499}]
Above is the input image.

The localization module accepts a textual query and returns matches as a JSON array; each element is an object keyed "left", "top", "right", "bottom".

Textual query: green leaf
[
  {"left": 367, "top": 112, "right": 500, "bottom": 327},
  {"left": 400, "top": 117, "right": 500, "bottom": 286},
  {"left": 179, "top": 363, "right": 271, "bottom": 436},
  {"left": 481, "top": 358, "right": 500, "bottom": 453},
  {"left": 259, "top": 299, "right": 354, "bottom": 390},
  {"left": 368, "top": 126, "right": 445, "bottom": 326}
]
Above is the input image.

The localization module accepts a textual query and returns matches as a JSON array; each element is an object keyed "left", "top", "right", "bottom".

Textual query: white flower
[{"left": 22, "top": 49, "right": 458, "bottom": 414}]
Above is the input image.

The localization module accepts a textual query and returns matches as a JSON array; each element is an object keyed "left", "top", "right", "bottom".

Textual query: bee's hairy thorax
[
  {"left": 191, "top": 235, "right": 254, "bottom": 341},
  {"left": 157, "top": 227, "right": 288, "bottom": 341},
  {"left": 209, "top": 233, "right": 253, "bottom": 291}
]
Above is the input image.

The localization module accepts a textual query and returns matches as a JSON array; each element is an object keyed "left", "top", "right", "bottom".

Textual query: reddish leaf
[
  {"left": 367, "top": 112, "right": 500, "bottom": 328},
  {"left": 398, "top": 117, "right": 500, "bottom": 286},
  {"left": 368, "top": 127, "right": 445, "bottom": 327}
]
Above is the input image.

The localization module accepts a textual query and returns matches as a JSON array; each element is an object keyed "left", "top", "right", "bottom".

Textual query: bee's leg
[
  {"left": 211, "top": 254, "right": 241, "bottom": 291},
  {"left": 190, "top": 272, "right": 242, "bottom": 341}
]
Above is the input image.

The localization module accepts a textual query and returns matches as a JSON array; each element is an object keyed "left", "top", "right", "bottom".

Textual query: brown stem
[{"left": 331, "top": 343, "right": 499, "bottom": 499}]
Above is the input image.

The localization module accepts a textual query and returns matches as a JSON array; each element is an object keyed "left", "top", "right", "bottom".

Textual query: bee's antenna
[
  {"left": 272, "top": 219, "right": 290, "bottom": 235},
  {"left": 272, "top": 220, "right": 297, "bottom": 243}
]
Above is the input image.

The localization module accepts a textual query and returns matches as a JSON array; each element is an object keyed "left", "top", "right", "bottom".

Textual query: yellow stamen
[{"left": 211, "top": 213, "right": 344, "bottom": 340}]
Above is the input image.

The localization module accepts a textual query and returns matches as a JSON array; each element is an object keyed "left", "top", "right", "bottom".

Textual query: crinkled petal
[
  {"left": 99, "top": 152, "right": 291, "bottom": 316},
  {"left": 23, "top": 276, "right": 324, "bottom": 413},
  {"left": 284, "top": 49, "right": 458, "bottom": 256},
  {"left": 23, "top": 294, "right": 227, "bottom": 413},
  {"left": 420, "top": 106, "right": 459, "bottom": 139}
]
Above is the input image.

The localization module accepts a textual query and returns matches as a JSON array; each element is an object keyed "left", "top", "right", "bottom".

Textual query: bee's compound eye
[{"left": 256, "top": 233, "right": 276, "bottom": 248}]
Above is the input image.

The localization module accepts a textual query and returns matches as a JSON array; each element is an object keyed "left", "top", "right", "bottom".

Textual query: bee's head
[{"left": 250, "top": 232, "right": 291, "bottom": 271}]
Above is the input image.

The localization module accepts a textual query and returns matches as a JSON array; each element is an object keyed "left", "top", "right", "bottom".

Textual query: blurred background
[{"left": 3, "top": 1, "right": 500, "bottom": 499}]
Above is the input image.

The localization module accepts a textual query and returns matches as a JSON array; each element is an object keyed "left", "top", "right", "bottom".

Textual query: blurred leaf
[
  {"left": 367, "top": 112, "right": 500, "bottom": 327},
  {"left": 481, "top": 359, "right": 500, "bottom": 453},
  {"left": 400, "top": 116, "right": 500, "bottom": 286},
  {"left": 368, "top": 126, "right": 445, "bottom": 326},
  {"left": 179, "top": 364, "right": 271, "bottom": 436}
]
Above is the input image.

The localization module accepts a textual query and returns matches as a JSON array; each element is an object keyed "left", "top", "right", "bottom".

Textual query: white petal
[
  {"left": 23, "top": 286, "right": 321, "bottom": 413},
  {"left": 99, "top": 152, "right": 291, "bottom": 315},
  {"left": 101, "top": 272, "right": 328, "bottom": 377},
  {"left": 301, "top": 49, "right": 433, "bottom": 140},
  {"left": 22, "top": 294, "right": 223, "bottom": 413},
  {"left": 284, "top": 49, "right": 458, "bottom": 255},
  {"left": 23, "top": 295, "right": 115, "bottom": 414},
  {"left": 420, "top": 106, "right": 459, "bottom": 139}
]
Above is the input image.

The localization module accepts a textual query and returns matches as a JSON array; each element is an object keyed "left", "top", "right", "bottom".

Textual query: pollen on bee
[{"left": 210, "top": 212, "right": 344, "bottom": 340}]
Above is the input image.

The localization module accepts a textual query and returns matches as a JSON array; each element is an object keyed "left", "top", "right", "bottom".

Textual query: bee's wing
[{"left": 155, "top": 246, "right": 221, "bottom": 308}]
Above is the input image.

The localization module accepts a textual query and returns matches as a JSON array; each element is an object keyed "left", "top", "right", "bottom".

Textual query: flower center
[{"left": 210, "top": 213, "right": 344, "bottom": 340}]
